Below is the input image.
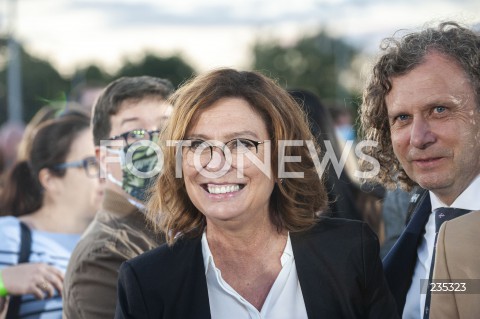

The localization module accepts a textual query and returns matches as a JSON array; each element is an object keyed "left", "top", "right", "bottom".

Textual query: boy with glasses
[{"left": 63, "top": 76, "right": 174, "bottom": 319}]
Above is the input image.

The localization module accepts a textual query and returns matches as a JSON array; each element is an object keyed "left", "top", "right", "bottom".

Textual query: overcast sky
[{"left": 1, "top": 0, "right": 479, "bottom": 75}]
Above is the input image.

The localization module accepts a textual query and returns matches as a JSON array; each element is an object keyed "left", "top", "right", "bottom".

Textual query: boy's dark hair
[{"left": 92, "top": 76, "right": 174, "bottom": 146}]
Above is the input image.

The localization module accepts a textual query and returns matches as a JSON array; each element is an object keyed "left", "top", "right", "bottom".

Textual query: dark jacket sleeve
[
  {"left": 115, "top": 261, "right": 153, "bottom": 319},
  {"left": 361, "top": 223, "right": 399, "bottom": 319}
]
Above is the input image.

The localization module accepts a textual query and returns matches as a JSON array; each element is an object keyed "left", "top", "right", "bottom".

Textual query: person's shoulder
[
  {"left": 68, "top": 211, "right": 162, "bottom": 271},
  {"left": 74, "top": 210, "right": 144, "bottom": 250},
  {"left": 291, "top": 218, "right": 381, "bottom": 270},
  {"left": 440, "top": 210, "right": 480, "bottom": 242},
  {"left": 293, "top": 217, "right": 378, "bottom": 244},
  {"left": 0, "top": 216, "right": 21, "bottom": 245},
  {"left": 446, "top": 210, "right": 480, "bottom": 227},
  {"left": 311, "top": 216, "right": 367, "bottom": 233},
  {"left": 92, "top": 209, "right": 159, "bottom": 243},
  {"left": 72, "top": 217, "right": 111, "bottom": 251},
  {"left": 0, "top": 215, "right": 20, "bottom": 228},
  {"left": 0, "top": 217, "right": 22, "bottom": 266},
  {"left": 125, "top": 235, "right": 200, "bottom": 274},
  {"left": 66, "top": 217, "right": 123, "bottom": 271}
]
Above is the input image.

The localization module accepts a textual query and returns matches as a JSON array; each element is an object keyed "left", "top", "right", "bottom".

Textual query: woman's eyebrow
[
  {"left": 223, "top": 130, "right": 260, "bottom": 140},
  {"left": 185, "top": 131, "right": 260, "bottom": 141}
]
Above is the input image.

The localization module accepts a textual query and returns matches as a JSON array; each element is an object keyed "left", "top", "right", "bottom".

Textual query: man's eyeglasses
[
  {"left": 109, "top": 129, "right": 160, "bottom": 147},
  {"left": 53, "top": 156, "right": 99, "bottom": 178},
  {"left": 182, "top": 138, "right": 266, "bottom": 168}
]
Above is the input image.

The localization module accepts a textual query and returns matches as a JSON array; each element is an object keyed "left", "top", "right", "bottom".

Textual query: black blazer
[
  {"left": 382, "top": 190, "right": 431, "bottom": 316},
  {"left": 116, "top": 218, "right": 399, "bottom": 319}
]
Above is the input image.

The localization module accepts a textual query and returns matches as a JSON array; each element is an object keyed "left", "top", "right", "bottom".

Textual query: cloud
[
  {"left": 64, "top": 0, "right": 480, "bottom": 31},
  {"left": 65, "top": 0, "right": 332, "bottom": 28},
  {"left": 13, "top": 0, "right": 480, "bottom": 75}
]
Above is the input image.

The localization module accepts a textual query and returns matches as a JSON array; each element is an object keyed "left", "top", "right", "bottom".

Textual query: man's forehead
[
  {"left": 118, "top": 97, "right": 170, "bottom": 114},
  {"left": 110, "top": 98, "right": 171, "bottom": 134},
  {"left": 118, "top": 96, "right": 168, "bottom": 110}
]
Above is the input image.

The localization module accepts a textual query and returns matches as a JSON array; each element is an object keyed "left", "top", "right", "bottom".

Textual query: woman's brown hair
[{"left": 0, "top": 114, "right": 90, "bottom": 216}]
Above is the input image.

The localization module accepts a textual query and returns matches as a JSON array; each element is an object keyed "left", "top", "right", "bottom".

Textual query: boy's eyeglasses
[{"left": 108, "top": 129, "right": 160, "bottom": 147}]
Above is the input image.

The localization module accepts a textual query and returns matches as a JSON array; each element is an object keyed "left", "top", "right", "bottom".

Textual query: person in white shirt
[
  {"left": 114, "top": 68, "right": 398, "bottom": 319},
  {"left": 359, "top": 21, "right": 480, "bottom": 318}
]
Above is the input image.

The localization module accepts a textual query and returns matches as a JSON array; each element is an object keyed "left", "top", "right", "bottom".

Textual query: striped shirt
[{"left": 0, "top": 216, "right": 80, "bottom": 319}]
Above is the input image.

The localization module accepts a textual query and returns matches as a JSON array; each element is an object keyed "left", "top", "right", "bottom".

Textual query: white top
[
  {"left": 202, "top": 232, "right": 308, "bottom": 319},
  {"left": 402, "top": 174, "right": 480, "bottom": 319},
  {"left": 0, "top": 216, "right": 81, "bottom": 319}
]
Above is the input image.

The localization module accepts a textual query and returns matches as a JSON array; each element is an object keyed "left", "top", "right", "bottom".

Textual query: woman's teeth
[{"left": 207, "top": 184, "right": 241, "bottom": 194}]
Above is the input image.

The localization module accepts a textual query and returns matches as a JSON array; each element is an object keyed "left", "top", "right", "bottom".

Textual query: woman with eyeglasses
[
  {"left": 115, "top": 69, "right": 398, "bottom": 319},
  {"left": 0, "top": 114, "right": 103, "bottom": 318}
]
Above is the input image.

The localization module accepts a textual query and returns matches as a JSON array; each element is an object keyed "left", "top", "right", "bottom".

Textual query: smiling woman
[{"left": 115, "top": 68, "right": 399, "bottom": 319}]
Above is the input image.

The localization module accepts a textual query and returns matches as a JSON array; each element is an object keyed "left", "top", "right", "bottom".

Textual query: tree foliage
[
  {"left": 76, "top": 65, "right": 111, "bottom": 84},
  {"left": 0, "top": 41, "right": 196, "bottom": 125},
  {"left": 251, "top": 30, "right": 361, "bottom": 109},
  {"left": 115, "top": 54, "right": 196, "bottom": 88},
  {"left": 0, "top": 38, "right": 69, "bottom": 124},
  {"left": 20, "top": 51, "right": 70, "bottom": 121}
]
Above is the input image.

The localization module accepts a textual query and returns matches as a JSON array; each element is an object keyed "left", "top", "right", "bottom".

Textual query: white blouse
[{"left": 201, "top": 232, "right": 308, "bottom": 319}]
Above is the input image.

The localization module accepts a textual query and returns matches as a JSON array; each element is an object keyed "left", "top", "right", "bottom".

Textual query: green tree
[
  {"left": 115, "top": 53, "right": 196, "bottom": 88},
  {"left": 69, "top": 64, "right": 112, "bottom": 106},
  {"left": 251, "top": 31, "right": 361, "bottom": 108},
  {"left": 0, "top": 37, "right": 69, "bottom": 125},
  {"left": 72, "top": 64, "right": 111, "bottom": 85}
]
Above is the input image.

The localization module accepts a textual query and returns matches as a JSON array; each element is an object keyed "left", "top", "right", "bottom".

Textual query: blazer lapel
[
  {"left": 383, "top": 190, "right": 431, "bottom": 315},
  {"left": 291, "top": 231, "right": 324, "bottom": 318},
  {"left": 167, "top": 237, "right": 211, "bottom": 319},
  {"left": 291, "top": 228, "right": 344, "bottom": 318},
  {"left": 186, "top": 238, "right": 211, "bottom": 319}
]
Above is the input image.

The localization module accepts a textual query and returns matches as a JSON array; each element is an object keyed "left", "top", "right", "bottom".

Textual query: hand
[{"left": 1, "top": 263, "right": 64, "bottom": 299}]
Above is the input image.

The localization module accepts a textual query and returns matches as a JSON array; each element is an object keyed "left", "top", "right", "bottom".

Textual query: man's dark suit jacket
[
  {"left": 383, "top": 189, "right": 431, "bottom": 316},
  {"left": 115, "top": 218, "right": 399, "bottom": 319}
]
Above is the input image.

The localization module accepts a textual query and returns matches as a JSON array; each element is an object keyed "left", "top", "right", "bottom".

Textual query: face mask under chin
[{"left": 107, "top": 144, "right": 161, "bottom": 205}]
